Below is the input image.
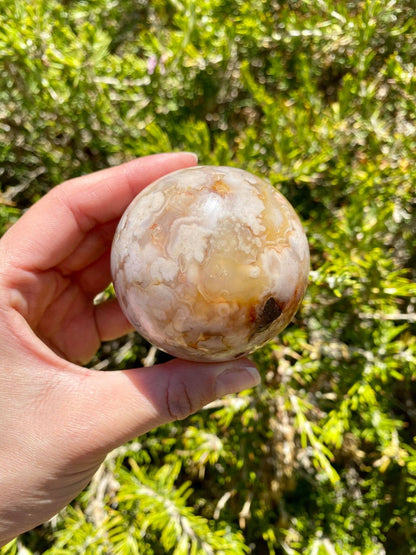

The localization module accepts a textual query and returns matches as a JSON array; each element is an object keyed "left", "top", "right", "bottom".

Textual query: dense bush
[{"left": 1, "top": 0, "right": 415, "bottom": 553}]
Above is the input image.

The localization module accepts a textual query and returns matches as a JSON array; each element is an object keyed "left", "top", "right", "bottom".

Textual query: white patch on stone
[
  {"left": 167, "top": 220, "right": 210, "bottom": 263},
  {"left": 289, "top": 226, "right": 309, "bottom": 262},
  {"left": 249, "top": 266, "right": 261, "bottom": 278},
  {"left": 226, "top": 188, "right": 265, "bottom": 235},
  {"left": 146, "top": 284, "right": 175, "bottom": 320},
  {"left": 150, "top": 257, "right": 178, "bottom": 282},
  {"left": 127, "top": 191, "right": 165, "bottom": 226},
  {"left": 261, "top": 248, "right": 299, "bottom": 303}
]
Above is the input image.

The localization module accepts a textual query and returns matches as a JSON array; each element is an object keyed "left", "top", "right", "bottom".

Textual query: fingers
[
  {"left": 75, "top": 358, "right": 261, "bottom": 458},
  {"left": 2, "top": 153, "right": 198, "bottom": 272},
  {"left": 76, "top": 255, "right": 135, "bottom": 342},
  {"left": 74, "top": 249, "right": 113, "bottom": 298},
  {"left": 57, "top": 220, "right": 118, "bottom": 276},
  {"left": 94, "top": 297, "right": 133, "bottom": 342}
]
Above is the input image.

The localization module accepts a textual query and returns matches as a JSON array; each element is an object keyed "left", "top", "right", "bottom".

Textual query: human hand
[{"left": 0, "top": 152, "right": 260, "bottom": 546}]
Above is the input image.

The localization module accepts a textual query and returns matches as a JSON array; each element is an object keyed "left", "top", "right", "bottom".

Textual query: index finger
[{"left": 1, "top": 153, "right": 198, "bottom": 271}]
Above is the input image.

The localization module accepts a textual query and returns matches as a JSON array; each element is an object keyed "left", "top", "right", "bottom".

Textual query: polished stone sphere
[{"left": 111, "top": 166, "right": 309, "bottom": 362}]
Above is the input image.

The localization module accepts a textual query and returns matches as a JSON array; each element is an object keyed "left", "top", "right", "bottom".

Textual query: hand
[{"left": 0, "top": 153, "right": 260, "bottom": 546}]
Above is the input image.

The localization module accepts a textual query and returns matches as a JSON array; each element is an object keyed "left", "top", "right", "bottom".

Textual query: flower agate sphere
[{"left": 111, "top": 166, "right": 309, "bottom": 362}]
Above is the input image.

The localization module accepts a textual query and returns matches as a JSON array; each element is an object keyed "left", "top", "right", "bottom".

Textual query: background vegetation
[{"left": 1, "top": 0, "right": 415, "bottom": 553}]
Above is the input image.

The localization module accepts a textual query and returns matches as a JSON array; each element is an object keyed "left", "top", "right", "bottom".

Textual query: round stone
[{"left": 111, "top": 166, "right": 309, "bottom": 362}]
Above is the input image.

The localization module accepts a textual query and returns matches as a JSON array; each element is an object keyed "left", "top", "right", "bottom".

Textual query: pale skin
[{"left": 0, "top": 152, "right": 260, "bottom": 546}]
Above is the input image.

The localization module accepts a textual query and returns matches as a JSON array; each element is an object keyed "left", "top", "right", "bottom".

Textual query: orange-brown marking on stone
[{"left": 212, "top": 178, "right": 231, "bottom": 197}]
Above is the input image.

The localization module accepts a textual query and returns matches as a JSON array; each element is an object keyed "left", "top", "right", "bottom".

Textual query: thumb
[{"left": 78, "top": 358, "right": 260, "bottom": 457}]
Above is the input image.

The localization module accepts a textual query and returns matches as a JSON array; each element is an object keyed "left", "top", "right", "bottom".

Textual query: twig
[
  {"left": 142, "top": 345, "right": 158, "bottom": 367},
  {"left": 358, "top": 312, "right": 416, "bottom": 322},
  {"left": 213, "top": 490, "right": 235, "bottom": 520}
]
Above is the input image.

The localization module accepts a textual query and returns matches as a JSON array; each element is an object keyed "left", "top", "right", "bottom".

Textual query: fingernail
[
  {"left": 216, "top": 364, "right": 261, "bottom": 398},
  {"left": 182, "top": 151, "right": 199, "bottom": 164}
]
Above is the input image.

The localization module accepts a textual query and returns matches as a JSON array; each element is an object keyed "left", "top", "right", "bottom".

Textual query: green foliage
[
  {"left": 1, "top": 0, "right": 416, "bottom": 553},
  {"left": 35, "top": 456, "right": 247, "bottom": 555}
]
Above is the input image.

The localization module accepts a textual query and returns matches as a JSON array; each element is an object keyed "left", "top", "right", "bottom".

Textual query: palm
[
  {"left": 6, "top": 208, "right": 128, "bottom": 365},
  {"left": 30, "top": 268, "right": 108, "bottom": 364}
]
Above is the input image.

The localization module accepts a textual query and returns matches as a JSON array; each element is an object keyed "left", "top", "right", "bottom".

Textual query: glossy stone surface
[{"left": 111, "top": 166, "right": 309, "bottom": 362}]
